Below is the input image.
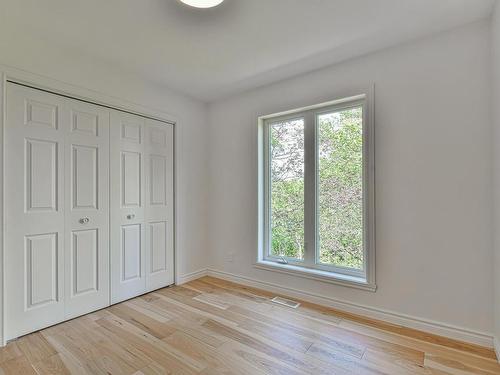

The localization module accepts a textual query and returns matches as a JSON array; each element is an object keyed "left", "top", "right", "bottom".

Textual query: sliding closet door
[
  {"left": 110, "top": 112, "right": 174, "bottom": 303},
  {"left": 4, "top": 83, "right": 66, "bottom": 339},
  {"left": 110, "top": 111, "right": 147, "bottom": 303},
  {"left": 64, "top": 98, "right": 110, "bottom": 318},
  {"left": 145, "top": 119, "right": 174, "bottom": 291}
]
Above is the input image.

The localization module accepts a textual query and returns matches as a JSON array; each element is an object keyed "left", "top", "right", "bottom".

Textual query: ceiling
[{"left": 0, "top": 0, "right": 495, "bottom": 102}]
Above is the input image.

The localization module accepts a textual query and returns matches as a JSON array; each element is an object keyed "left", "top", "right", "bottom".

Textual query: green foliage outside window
[
  {"left": 318, "top": 107, "right": 363, "bottom": 269},
  {"left": 270, "top": 107, "right": 363, "bottom": 269},
  {"left": 270, "top": 119, "right": 305, "bottom": 259}
]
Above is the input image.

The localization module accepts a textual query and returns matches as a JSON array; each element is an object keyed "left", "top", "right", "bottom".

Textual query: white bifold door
[
  {"left": 64, "top": 98, "right": 110, "bottom": 319},
  {"left": 4, "top": 83, "right": 110, "bottom": 339},
  {"left": 110, "top": 111, "right": 174, "bottom": 303},
  {"left": 4, "top": 82, "right": 174, "bottom": 341}
]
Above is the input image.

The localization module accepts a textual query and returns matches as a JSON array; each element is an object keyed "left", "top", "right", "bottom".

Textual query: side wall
[
  {"left": 492, "top": 0, "right": 500, "bottom": 357},
  {"left": 207, "top": 21, "right": 494, "bottom": 343}
]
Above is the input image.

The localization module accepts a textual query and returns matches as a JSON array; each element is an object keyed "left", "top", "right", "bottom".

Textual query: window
[
  {"left": 258, "top": 92, "right": 375, "bottom": 290},
  {"left": 269, "top": 117, "right": 305, "bottom": 260}
]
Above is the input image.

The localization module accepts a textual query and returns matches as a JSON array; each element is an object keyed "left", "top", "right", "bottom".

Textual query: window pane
[
  {"left": 318, "top": 107, "right": 363, "bottom": 269},
  {"left": 270, "top": 118, "right": 304, "bottom": 260}
]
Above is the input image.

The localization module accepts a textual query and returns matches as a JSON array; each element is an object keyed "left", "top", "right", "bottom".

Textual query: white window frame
[{"left": 257, "top": 89, "right": 376, "bottom": 291}]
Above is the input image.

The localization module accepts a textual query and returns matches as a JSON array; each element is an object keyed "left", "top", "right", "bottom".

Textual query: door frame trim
[{"left": 0, "top": 65, "right": 180, "bottom": 346}]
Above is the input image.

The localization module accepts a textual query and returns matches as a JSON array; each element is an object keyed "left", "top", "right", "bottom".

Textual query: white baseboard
[
  {"left": 494, "top": 337, "right": 500, "bottom": 362},
  {"left": 202, "top": 268, "right": 494, "bottom": 349},
  {"left": 176, "top": 269, "right": 208, "bottom": 285}
]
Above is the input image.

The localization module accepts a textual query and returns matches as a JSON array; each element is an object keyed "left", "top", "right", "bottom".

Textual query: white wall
[
  {"left": 0, "top": 33, "right": 210, "bottom": 282},
  {"left": 207, "top": 21, "right": 493, "bottom": 338},
  {"left": 492, "top": 0, "right": 500, "bottom": 355}
]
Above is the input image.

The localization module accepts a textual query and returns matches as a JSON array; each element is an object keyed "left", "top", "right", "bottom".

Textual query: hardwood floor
[{"left": 0, "top": 276, "right": 498, "bottom": 374}]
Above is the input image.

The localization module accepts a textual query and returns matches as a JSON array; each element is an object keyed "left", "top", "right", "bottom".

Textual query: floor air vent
[{"left": 271, "top": 296, "right": 300, "bottom": 309}]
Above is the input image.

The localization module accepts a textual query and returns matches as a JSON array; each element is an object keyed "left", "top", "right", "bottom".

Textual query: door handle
[
  {"left": 126, "top": 214, "right": 135, "bottom": 220},
  {"left": 79, "top": 217, "right": 90, "bottom": 224}
]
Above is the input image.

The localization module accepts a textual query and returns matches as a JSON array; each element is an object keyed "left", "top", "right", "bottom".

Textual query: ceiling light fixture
[{"left": 179, "top": 0, "right": 224, "bottom": 8}]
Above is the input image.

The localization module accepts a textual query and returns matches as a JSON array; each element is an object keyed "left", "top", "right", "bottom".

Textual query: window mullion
[{"left": 303, "top": 110, "right": 316, "bottom": 267}]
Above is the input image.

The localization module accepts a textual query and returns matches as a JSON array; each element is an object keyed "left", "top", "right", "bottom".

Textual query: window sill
[{"left": 254, "top": 260, "right": 377, "bottom": 292}]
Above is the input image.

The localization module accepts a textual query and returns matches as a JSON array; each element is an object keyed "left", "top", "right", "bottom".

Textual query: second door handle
[{"left": 79, "top": 217, "right": 90, "bottom": 224}]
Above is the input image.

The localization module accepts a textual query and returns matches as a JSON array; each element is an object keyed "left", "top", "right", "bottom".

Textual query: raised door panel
[
  {"left": 122, "top": 151, "right": 142, "bottom": 208},
  {"left": 149, "top": 127, "right": 167, "bottom": 147},
  {"left": 121, "top": 121, "right": 142, "bottom": 143},
  {"left": 26, "top": 233, "right": 59, "bottom": 308},
  {"left": 26, "top": 99, "right": 58, "bottom": 129},
  {"left": 25, "top": 139, "right": 58, "bottom": 212},
  {"left": 71, "top": 110, "right": 98, "bottom": 136},
  {"left": 149, "top": 222, "right": 167, "bottom": 274},
  {"left": 72, "top": 145, "right": 98, "bottom": 210},
  {"left": 122, "top": 224, "right": 142, "bottom": 281},
  {"left": 150, "top": 155, "right": 166, "bottom": 206},
  {"left": 71, "top": 229, "right": 98, "bottom": 296}
]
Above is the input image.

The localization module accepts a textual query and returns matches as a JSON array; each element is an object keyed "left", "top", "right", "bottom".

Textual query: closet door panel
[
  {"left": 72, "top": 144, "right": 98, "bottom": 209},
  {"left": 4, "top": 83, "right": 66, "bottom": 340},
  {"left": 145, "top": 120, "right": 174, "bottom": 290},
  {"left": 26, "top": 233, "right": 59, "bottom": 307},
  {"left": 122, "top": 224, "right": 142, "bottom": 281},
  {"left": 64, "top": 98, "right": 110, "bottom": 319},
  {"left": 110, "top": 111, "right": 146, "bottom": 303},
  {"left": 149, "top": 221, "right": 167, "bottom": 274},
  {"left": 122, "top": 151, "right": 142, "bottom": 207},
  {"left": 71, "top": 229, "right": 98, "bottom": 294},
  {"left": 26, "top": 139, "right": 58, "bottom": 211},
  {"left": 150, "top": 155, "right": 166, "bottom": 206}
]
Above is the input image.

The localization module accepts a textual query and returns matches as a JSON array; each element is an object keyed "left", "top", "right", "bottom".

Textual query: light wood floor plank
[
  {"left": 31, "top": 353, "right": 76, "bottom": 375},
  {"left": 16, "top": 332, "right": 57, "bottom": 364},
  {"left": 0, "top": 355, "right": 37, "bottom": 375},
  {"left": 0, "top": 342, "right": 22, "bottom": 365},
  {"left": 340, "top": 320, "right": 500, "bottom": 373}
]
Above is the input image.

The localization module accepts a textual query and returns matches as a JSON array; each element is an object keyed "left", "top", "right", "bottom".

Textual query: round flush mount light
[{"left": 179, "top": 0, "right": 224, "bottom": 8}]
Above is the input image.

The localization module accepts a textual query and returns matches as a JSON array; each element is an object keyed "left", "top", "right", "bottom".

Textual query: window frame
[{"left": 257, "top": 90, "right": 375, "bottom": 291}]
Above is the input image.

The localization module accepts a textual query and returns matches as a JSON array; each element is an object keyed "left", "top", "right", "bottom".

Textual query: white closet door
[
  {"left": 110, "top": 113, "right": 174, "bottom": 303},
  {"left": 145, "top": 119, "right": 174, "bottom": 291},
  {"left": 4, "top": 83, "right": 66, "bottom": 339},
  {"left": 4, "top": 83, "right": 175, "bottom": 338},
  {"left": 110, "top": 111, "right": 147, "bottom": 303},
  {"left": 64, "top": 98, "right": 110, "bottom": 318}
]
